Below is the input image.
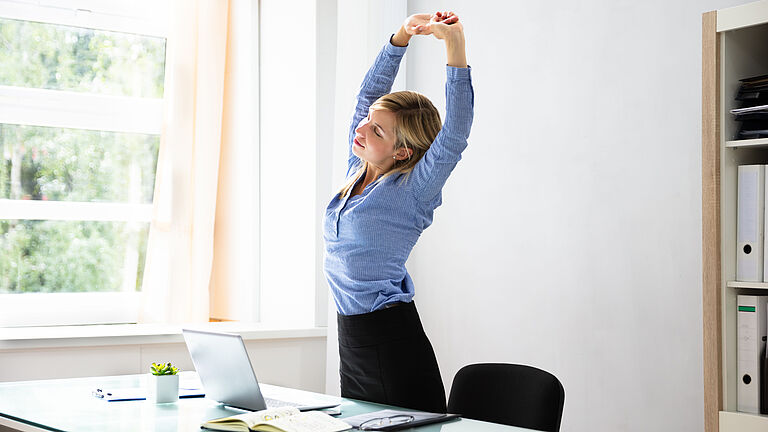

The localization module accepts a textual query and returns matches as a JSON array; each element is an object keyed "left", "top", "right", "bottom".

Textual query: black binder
[
  {"left": 762, "top": 340, "right": 768, "bottom": 414},
  {"left": 733, "top": 74, "right": 768, "bottom": 140}
]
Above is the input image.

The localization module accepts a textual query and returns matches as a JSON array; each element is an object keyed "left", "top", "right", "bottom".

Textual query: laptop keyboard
[{"left": 264, "top": 397, "right": 302, "bottom": 408}]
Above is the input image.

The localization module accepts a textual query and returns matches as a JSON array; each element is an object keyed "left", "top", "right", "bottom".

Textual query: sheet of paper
[{"left": 266, "top": 411, "right": 350, "bottom": 432}]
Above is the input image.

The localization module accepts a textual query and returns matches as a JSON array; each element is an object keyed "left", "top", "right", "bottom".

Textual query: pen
[{"left": 91, "top": 388, "right": 113, "bottom": 399}]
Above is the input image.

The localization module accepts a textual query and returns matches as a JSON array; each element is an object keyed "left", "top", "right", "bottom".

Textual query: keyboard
[{"left": 264, "top": 397, "right": 303, "bottom": 408}]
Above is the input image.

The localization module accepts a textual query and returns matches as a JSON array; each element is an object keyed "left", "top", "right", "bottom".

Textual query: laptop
[{"left": 182, "top": 329, "right": 340, "bottom": 411}]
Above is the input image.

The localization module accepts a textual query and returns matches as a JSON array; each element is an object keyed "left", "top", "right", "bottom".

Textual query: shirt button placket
[
  {"left": 334, "top": 194, "right": 351, "bottom": 238},
  {"left": 333, "top": 211, "right": 341, "bottom": 238}
]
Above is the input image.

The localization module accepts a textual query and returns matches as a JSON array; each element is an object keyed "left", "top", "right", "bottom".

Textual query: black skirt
[{"left": 337, "top": 301, "right": 446, "bottom": 413}]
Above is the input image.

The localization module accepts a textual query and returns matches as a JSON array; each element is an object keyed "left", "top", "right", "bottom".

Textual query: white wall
[
  {"left": 403, "top": 0, "right": 750, "bottom": 431},
  {"left": 260, "top": 0, "right": 318, "bottom": 326},
  {"left": 0, "top": 336, "right": 326, "bottom": 392},
  {"left": 324, "top": 0, "right": 756, "bottom": 431}
]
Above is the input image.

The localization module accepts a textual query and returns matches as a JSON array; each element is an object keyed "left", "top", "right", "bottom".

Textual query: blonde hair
[{"left": 338, "top": 91, "right": 441, "bottom": 197}]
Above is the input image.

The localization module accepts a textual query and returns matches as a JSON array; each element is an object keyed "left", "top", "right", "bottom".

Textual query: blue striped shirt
[{"left": 323, "top": 40, "right": 474, "bottom": 316}]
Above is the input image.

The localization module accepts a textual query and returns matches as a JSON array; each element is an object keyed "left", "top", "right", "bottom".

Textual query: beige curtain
[{"left": 139, "top": 0, "right": 231, "bottom": 324}]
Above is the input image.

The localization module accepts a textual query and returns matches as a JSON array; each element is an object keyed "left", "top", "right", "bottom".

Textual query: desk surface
[{"left": 0, "top": 374, "right": 530, "bottom": 431}]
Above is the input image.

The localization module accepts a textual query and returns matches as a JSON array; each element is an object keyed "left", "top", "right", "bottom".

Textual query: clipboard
[{"left": 342, "top": 409, "right": 460, "bottom": 431}]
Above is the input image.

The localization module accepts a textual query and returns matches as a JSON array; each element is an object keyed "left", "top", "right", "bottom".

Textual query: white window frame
[{"left": 0, "top": 0, "right": 169, "bottom": 327}]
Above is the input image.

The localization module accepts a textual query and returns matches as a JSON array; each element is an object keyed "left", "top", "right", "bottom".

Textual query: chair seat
[{"left": 447, "top": 363, "right": 565, "bottom": 432}]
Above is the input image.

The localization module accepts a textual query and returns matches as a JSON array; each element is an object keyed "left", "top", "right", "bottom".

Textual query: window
[
  {"left": 0, "top": 0, "right": 168, "bottom": 326},
  {"left": 0, "top": 0, "right": 330, "bottom": 328}
]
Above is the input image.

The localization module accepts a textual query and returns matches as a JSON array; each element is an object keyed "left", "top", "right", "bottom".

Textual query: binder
[
  {"left": 737, "top": 295, "right": 768, "bottom": 414},
  {"left": 736, "top": 165, "right": 764, "bottom": 281}
]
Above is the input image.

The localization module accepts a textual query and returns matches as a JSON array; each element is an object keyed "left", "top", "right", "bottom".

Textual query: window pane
[
  {"left": 0, "top": 18, "right": 166, "bottom": 98},
  {"left": 0, "top": 220, "right": 148, "bottom": 293},
  {"left": 0, "top": 124, "right": 159, "bottom": 203}
]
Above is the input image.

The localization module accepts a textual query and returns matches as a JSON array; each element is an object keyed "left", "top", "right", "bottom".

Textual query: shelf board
[
  {"left": 720, "top": 410, "right": 768, "bottom": 432},
  {"left": 717, "top": 0, "right": 768, "bottom": 32},
  {"left": 725, "top": 138, "right": 768, "bottom": 148},
  {"left": 726, "top": 280, "right": 768, "bottom": 289}
]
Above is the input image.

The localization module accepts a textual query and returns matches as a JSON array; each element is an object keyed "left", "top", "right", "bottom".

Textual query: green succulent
[{"left": 150, "top": 362, "right": 179, "bottom": 376}]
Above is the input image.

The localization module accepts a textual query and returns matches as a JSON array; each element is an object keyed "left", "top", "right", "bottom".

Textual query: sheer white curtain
[{"left": 140, "top": 0, "right": 230, "bottom": 324}]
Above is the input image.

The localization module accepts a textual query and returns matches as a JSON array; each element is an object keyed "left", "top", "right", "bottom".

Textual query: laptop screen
[{"left": 182, "top": 329, "right": 268, "bottom": 411}]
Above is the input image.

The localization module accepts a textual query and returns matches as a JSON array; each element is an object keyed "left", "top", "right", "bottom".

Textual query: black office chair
[{"left": 447, "top": 363, "right": 565, "bottom": 432}]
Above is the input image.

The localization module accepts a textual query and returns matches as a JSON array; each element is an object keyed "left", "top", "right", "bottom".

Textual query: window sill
[{"left": 0, "top": 322, "right": 327, "bottom": 351}]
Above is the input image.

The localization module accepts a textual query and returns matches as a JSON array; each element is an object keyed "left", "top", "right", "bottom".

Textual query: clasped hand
[{"left": 404, "top": 11, "right": 463, "bottom": 40}]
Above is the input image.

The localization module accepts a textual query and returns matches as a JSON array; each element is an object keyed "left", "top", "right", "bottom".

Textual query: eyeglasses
[{"left": 359, "top": 414, "right": 415, "bottom": 430}]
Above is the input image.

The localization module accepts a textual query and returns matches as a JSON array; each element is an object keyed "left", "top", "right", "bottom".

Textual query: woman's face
[{"left": 352, "top": 108, "right": 398, "bottom": 167}]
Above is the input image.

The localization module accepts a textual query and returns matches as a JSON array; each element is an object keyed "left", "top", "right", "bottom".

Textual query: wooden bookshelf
[{"left": 703, "top": 2, "right": 768, "bottom": 431}]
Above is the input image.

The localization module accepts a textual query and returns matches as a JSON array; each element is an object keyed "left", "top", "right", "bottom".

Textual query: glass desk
[{"left": 0, "top": 374, "right": 530, "bottom": 431}]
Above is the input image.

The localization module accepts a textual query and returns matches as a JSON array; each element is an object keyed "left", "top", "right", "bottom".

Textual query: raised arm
[
  {"left": 345, "top": 15, "right": 441, "bottom": 174},
  {"left": 411, "top": 14, "right": 474, "bottom": 202},
  {"left": 345, "top": 31, "right": 408, "bottom": 174}
]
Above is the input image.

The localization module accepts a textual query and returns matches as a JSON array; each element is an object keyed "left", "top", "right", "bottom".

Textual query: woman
[{"left": 324, "top": 11, "right": 473, "bottom": 413}]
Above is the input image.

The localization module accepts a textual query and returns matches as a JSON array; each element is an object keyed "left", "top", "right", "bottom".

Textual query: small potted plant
[{"left": 147, "top": 362, "right": 180, "bottom": 403}]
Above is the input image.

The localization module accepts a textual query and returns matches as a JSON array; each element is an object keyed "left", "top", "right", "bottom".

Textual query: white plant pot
[{"left": 147, "top": 374, "right": 179, "bottom": 404}]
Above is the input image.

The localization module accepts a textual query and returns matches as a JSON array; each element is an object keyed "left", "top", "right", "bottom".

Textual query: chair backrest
[{"left": 447, "top": 363, "right": 565, "bottom": 432}]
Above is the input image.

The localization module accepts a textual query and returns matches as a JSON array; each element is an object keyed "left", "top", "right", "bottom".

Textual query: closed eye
[{"left": 367, "top": 111, "right": 384, "bottom": 137}]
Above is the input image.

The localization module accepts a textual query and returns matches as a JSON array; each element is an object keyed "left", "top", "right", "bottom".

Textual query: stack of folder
[
  {"left": 737, "top": 166, "right": 768, "bottom": 414},
  {"left": 731, "top": 74, "right": 768, "bottom": 140}
]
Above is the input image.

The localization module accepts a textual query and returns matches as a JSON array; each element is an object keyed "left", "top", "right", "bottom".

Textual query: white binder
[
  {"left": 737, "top": 295, "right": 768, "bottom": 414},
  {"left": 737, "top": 165, "right": 765, "bottom": 281},
  {"left": 764, "top": 165, "right": 768, "bottom": 282}
]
